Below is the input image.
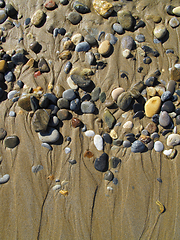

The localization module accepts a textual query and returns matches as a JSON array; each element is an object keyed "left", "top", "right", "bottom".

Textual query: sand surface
[{"left": 0, "top": 0, "right": 180, "bottom": 239}]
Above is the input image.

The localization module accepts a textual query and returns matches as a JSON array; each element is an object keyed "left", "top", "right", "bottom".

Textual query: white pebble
[
  {"left": 167, "top": 134, "right": 180, "bottom": 146},
  {"left": 175, "top": 64, "right": 180, "bottom": 69},
  {"left": 67, "top": 76, "right": 78, "bottom": 90},
  {"left": 94, "top": 134, "right": 103, "bottom": 151},
  {"left": 107, "top": 186, "right": 113, "bottom": 191},
  {"left": 32, "top": 165, "right": 43, "bottom": 173},
  {"left": 7, "top": 90, "right": 18, "bottom": 100},
  {"left": 123, "top": 121, "right": 133, "bottom": 129},
  {"left": 0, "top": 174, "right": 10, "bottom": 184},
  {"left": 85, "top": 130, "right": 95, "bottom": 137},
  {"left": 122, "top": 49, "right": 131, "bottom": 58},
  {"left": 52, "top": 184, "right": 61, "bottom": 191},
  {"left": 173, "top": 126, "right": 177, "bottom": 134},
  {"left": 154, "top": 141, "right": 164, "bottom": 152},
  {"left": 163, "top": 149, "right": 173, "bottom": 156},
  {"left": 65, "top": 147, "right": 71, "bottom": 154}
]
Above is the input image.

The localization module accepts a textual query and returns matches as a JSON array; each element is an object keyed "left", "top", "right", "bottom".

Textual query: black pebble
[
  {"left": 69, "top": 159, "right": 77, "bottom": 164},
  {"left": 161, "top": 101, "right": 175, "bottom": 113},
  {"left": 176, "top": 108, "right": 180, "bottom": 115},
  {"left": 94, "top": 153, "right": 109, "bottom": 172},
  {"left": 133, "top": 110, "right": 144, "bottom": 119},
  {"left": 133, "top": 103, "right": 144, "bottom": 113},
  {"left": 17, "top": 80, "right": 24, "bottom": 88},
  {"left": 172, "top": 95, "right": 178, "bottom": 102},
  {"left": 3, "top": 54, "right": 11, "bottom": 61},
  {"left": 137, "top": 67, "right": 143, "bottom": 73},
  {"left": 143, "top": 56, "right": 152, "bottom": 64},
  {"left": 152, "top": 114, "right": 159, "bottom": 124},
  {"left": 58, "top": 28, "right": 66, "bottom": 35},
  {"left": 103, "top": 133, "right": 112, "bottom": 144},
  {"left": 162, "top": 129, "right": 172, "bottom": 136},
  {"left": 157, "top": 178, "right": 162, "bottom": 183}
]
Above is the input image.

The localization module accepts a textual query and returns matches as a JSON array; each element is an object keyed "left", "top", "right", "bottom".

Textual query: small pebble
[
  {"left": 143, "top": 56, "right": 152, "bottom": 64},
  {"left": 9, "top": 111, "right": 16, "bottom": 117},
  {"left": 103, "top": 133, "right": 112, "bottom": 144},
  {"left": 70, "top": 98, "right": 80, "bottom": 111},
  {"left": 123, "top": 121, "right": 133, "bottom": 129},
  {"left": 173, "top": 6, "right": 180, "bottom": 16},
  {"left": 135, "top": 34, "right": 145, "bottom": 43},
  {"left": 117, "top": 10, "right": 133, "bottom": 30},
  {"left": 8, "top": 90, "right": 18, "bottom": 100},
  {"left": 121, "top": 35, "right": 135, "bottom": 50},
  {"left": 68, "top": 12, "right": 82, "bottom": 25},
  {"left": 169, "top": 17, "right": 179, "bottom": 28},
  {"left": 154, "top": 141, "right": 164, "bottom": 152},
  {"left": 104, "top": 171, "right": 114, "bottom": 181},
  {"left": 113, "top": 178, "right": 118, "bottom": 185},
  {"left": 111, "top": 87, "right": 124, "bottom": 101},
  {"left": 32, "top": 165, "right": 43, "bottom": 173},
  {"left": 85, "top": 130, "right": 95, "bottom": 137},
  {"left": 113, "top": 23, "right": 124, "bottom": 34},
  {"left": 71, "top": 117, "right": 82, "bottom": 128},
  {"left": 41, "top": 143, "right": 52, "bottom": 150},
  {"left": 65, "top": 147, "right": 71, "bottom": 154},
  {"left": 98, "top": 40, "right": 111, "bottom": 55},
  {"left": 69, "top": 159, "right": 77, "bottom": 164},
  {"left": 31, "top": 10, "right": 45, "bottom": 26}
]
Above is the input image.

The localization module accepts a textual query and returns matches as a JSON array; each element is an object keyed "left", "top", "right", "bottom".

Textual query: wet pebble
[
  {"left": 173, "top": 6, "right": 180, "bottom": 16},
  {"left": 103, "top": 109, "right": 116, "bottom": 129},
  {"left": 159, "top": 111, "right": 171, "bottom": 127},
  {"left": 161, "top": 101, "right": 175, "bottom": 113},
  {"left": 4, "top": 135, "right": 19, "bottom": 148},
  {"left": 167, "top": 134, "right": 180, "bottom": 146},
  {"left": 117, "top": 92, "right": 132, "bottom": 111},
  {"left": 123, "top": 140, "right": 131, "bottom": 148},
  {"left": 104, "top": 170, "right": 114, "bottom": 181},
  {"left": 145, "top": 77, "right": 156, "bottom": 86},
  {"left": 7, "top": 90, "right": 18, "bottom": 100},
  {"left": 70, "top": 98, "right": 80, "bottom": 111},
  {"left": 161, "top": 91, "right": 172, "bottom": 102},
  {"left": 41, "top": 143, "right": 52, "bottom": 150},
  {"left": 94, "top": 134, "right": 103, "bottom": 151},
  {"left": 117, "top": 10, "right": 133, "bottom": 30},
  {"left": 93, "top": 0, "right": 113, "bottom": 18},
  {"left": 91, "top": 87, "right": 101, "bottom": 101},
  {"left": 85, "top": 34, "right": 98, "bottom": 47},
  {"left": 169, "top": 17, "right": 179, "bottom": 28},
  {"left": 32, "top": 109, "right": 50, "bottom": 132},
  {"left": 113, "top": 23, "right": 124, "bottom": 34},
  {"left": 81, "top": 101, "right": 95, "bottom": 113},
  {"left": 121, "top": 35, "right": 135, "bottom": 50},
  {"left": 85, "top": 130, "right": 95, "bottom": 137},
  {"left": 86, "top": 52, "right": 96, "bottom": 65},
  {"left": 0, "top": 128, "right": 7, "bottom": 140},
  {"left": 131, "top": 140, "right": 145, "bottom": 153},
  {"left": 123, "top": 121, "right": 133, "bottom": 129},
  {"left": 111, "top": 87, "right": 124, "bottom": 101},
  {"left": 71, "top": 117, "right": 82, "bottom": 128},
  {"left": 38, "top": 127, "right": 60, "bottom": 143},
  {"left": 94, "top": 153, "right": 108, "bottom": 172},
  {"left": 31, "top": 10, "right": 45, "bottom": 26},
  {"left": 48, "top": 116, "right": 59, "bottom": 127},
  {"left": 71, "top": 74, "right": 91, "bottom": 90},
  {"left": 154, "top": 24, "right": 167, "bottom": 39},
  {"left": 11, "top": 53, "right": 27, "bottom": 65},
  {"left": 133, "top": 103, "right": 143, "bottom": 113},
  {"left": 68, "top": 12, "right": 82, "bottom": 25},
  {"left": 105, "top": 33, "right": 117, "bottom": 45},
  {"left": 9, "top": 111, "right": 16, "bottom": 117},
  {"left": 103, "top": 133, "right": 112, "bottom": 144},
  {"left": 135, "top": 34, "right": 145, "bottom": 43},
  {"left": 73, "top": 1, "right": 90, "bottom": 14},
  {"left": 154, "top": 141, "right": 164, "bottom": 152},
  {"left": 0, "top": 174, "right": 10, "bottom": 184},
  {"left": 110, "top": 157, "right": 120, "bottom": 168}
]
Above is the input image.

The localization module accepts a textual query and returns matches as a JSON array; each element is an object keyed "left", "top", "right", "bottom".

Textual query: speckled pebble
[{"left": 121, "top": 35, "right": 135, "bottom": 50}]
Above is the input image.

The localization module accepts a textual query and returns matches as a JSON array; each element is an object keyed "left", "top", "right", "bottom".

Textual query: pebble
[
  {"left": 81, "top": 101, "right": 95, "bottom": 113},
  {"left": 166, "top": 5, "right": 175, "bottom": 15},
  {"left": 145, "top": 96, "right": 161, "bottom": 117},
  {"left": 151, "top": 132, "right": 159, "bottom": 139},
  {"left": 110, "top": 157, "right": 120, "bottom": 168},
  {"left": 48, "top": 116, "right": 59, "bottom": 127},
  {"left": 31, "top": 10, "right": 45, "bottom": 26},
  {"left": 91, "top": 87, "right": 101, "bottom": 101},
  {"left": 71, "top": 74, "right": 91, "bottom": 90},
  {"left": 167, "top": 134, "right": 180, "bottom": 146},
  {"left": 32, "top": 109, "right": 50, "bottom": 132},
  {"left": 103, "top": 133, "right": 112, "bottom": 144},
  {"left": 99, "top": 92, "right": 106, "bottom": 103},
  {"left": 135, "top": 34, "right": 145, "bottom": 43},
  {"left": 85, "top": 34, "right": 98, "bottom": 47},
  {"left": 67, "top": 76, "right": 78, "bottom": 90},
  {"left": 44, "top": 0, "right": 56, "bottom": 10},
  {"left": 0, "top": 87, "right": 4, "bottom": 98},
  {"left": 0, "top": 174, "right": 10, "bottom": 184},
  {"left": 68, "top": 12, "right": 82, "bottom": 25},
  {"left": 93, "top": 0, "right": 113, "bottom": 18},
  {"left": 0, "top": 128, "right": 7, "bottom": 140},
  {"left": 145, "top": 77, "right": 156, "bottom": 87},
  {"left": 163, "top": 149, "right": 177, "bottom": 159},
  {"left": 98, "top": 40, "right": 111, "bottom": 55},
  {"left": 48, "top": 104, "right": 58, "bottom": 115},
  {"left": 0, "top": 0, "right": 5, "bottom": 8},
  {"left": 38, "top": 58, "right": 50, "bottom": 73},
  {"left": 24, "top": 17, "right": 31, "bottom": 26},
  {"left": 60, "top": 0, "right": 68, "bottom": 5},
  {"left": 11, "top": 53, "right": 27, "bottom": 65},
  {"left": 157, "top": 178, "right": 162, "bottom": 183},
  {"left": 29, "top": 41, "right": 41, "bottom": 53},
  {"left": 17, "top": 80, "right": 24, "bottom": 88},
  {"left": 32, "top": 165, "right": 43, "bottom": 173},
  {"left": 161, "top": 91, "right": 172, "bottom": 102},
  {"left": 86, "top": 52, "right": 96, "bottom": 65},
  {"left": 113, "top": 23, "right": 124, "bottom": 34},
  {"left": 73, "top": 1, "right": 90, "bottom": 14},
  {"left": 62, "top": 89, "right": 76, "bottom": 101},
  {"left": 121, "top": 36, "right": 135, "bottom": 50},
  {"left": 111, "top": 87, "right": 124, "bottom": 101},
  {"left": 81, "top": 93, "right": 91, "bottom": 102},
  {"left": 173, "top": 6, "right": 180, "bottom": 16},
  {"left": 0, "top": 10, "right": 7, "bottom": 24},
  {"left": 4, "top": 71, "right": 14, "bottom": 82},
  {"left": 0, "top": 60, "right": 7, "bottom": 73},
  {"left": 41, "top": 143, "right": 52, "bottom": 150},
  {"left": 131, "top": 140, "right": 145, "bottom": 153},
  {"left": 123, "top": 140, "right": 131, "bottom": 148},
  {"left": 154, "top": 141, "right": 164, "bottom": 152},
  {"left": 65, "top": 147, "right": 71, "bottom": 154},
  {"left": 9, "top": 111, "right": 16, "bottom": 117},
  {"left": 176, "top": 108, "right": 180, "bottom": 115},
  {"left": 94, "top": 134, "right": 103, "bottom": 151},
  {"left": 133, "top": 103, "right": 143, "bottom": 113},
  {"left": 71, "top": 33, "right": 83, "bottom": 45},
  {"left": 154, "top": 24, "right": 167, "bottom": 39},
  {"left": 70, "top": 98, "right": 80, "bottom": 111},
  {"left": 103, "top": 109, "right": 116, "bottom": 129},
  {"left": 159, "top": 111, "right": 171, "bottom": 127},
  {"left": 154, "top": 38, "right": 161, "bottom": 44},
  {"left": 145, "top": 122, "right": 157, "bottom": 134},
  {"left": 113, "top": 139, "right": 123, "bottom": 146},
  {"left": 117, "top": 10, "right": 133, "bottom": 30},
  {"left": 71, "top": 117, "right": 82, "bottom": 128},
  {"left": 94, "top": 153, "right": 108, "bottom": 172},
  {"left": 117, "top": 92, "right": 132, "bottom": 111},
  {"left": 82, "top": 125, "right": 87, "bottom": 132},
  {"left": 4, "top": 135, "right": 19, "bottom": 148},
  {"left": 98, "top": 31, "right": 105, "bottom": 41},
  {"left": 5, "top": 4, "right": 17, "bottom": 17},
  {"left": 175, "top": 64, "right": 180, "bottom": 69},
  {"left": 57, "top": 109, "right": 69, "bottom": 120},
  {"left": 167, "top": 80, "right": 176, "bottom": 94},
  {"left": 38, "top": 127, "right": 60, "bottom": 143},
  {"left": 169, "top": 17, "right": 179, "bottom": 28},
  {"left": 161, "top": 101, "right": 175, "bottom": 113},
  {"left": 69, "top": 159, "right": 77, "bottom": 164},
  {"left": 147, "top": 140, "right": 154, "bottom": 150},
  {"left": 105, "top": 33, "right": 117, "bottom": 45},
  {"left": 122, "top": 49, "right": 131, "bottom": 58},
  {"left": 7, "top": 90, "right": 18, "bottom": 100},
  {"left": 85, "top": 130, "right": 95, "bottom": 137},
  {"left": 104, "top": 171, "right": 114, "bottom": 181},
  {"left": 146, "top": 87, "right": 156, "bottom": 96},
  {"left": 123, "top": 121, "right": 133, "bottom": 129},
  {"left": 43, "top": 93, "right": 57, "bottom": 104},
  {"left": 176, "top": 115, "right": 180, "bottom": 125},
  {"left": 143, "top": 56, "right": 152, "bottom": 64}
]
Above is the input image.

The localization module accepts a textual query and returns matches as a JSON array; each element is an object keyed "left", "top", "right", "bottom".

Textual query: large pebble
[
  {"left": 173, "top": 6, "right": 180, "bottom": 16},
  {"left": 98, "top": 40, "right": 111, "bottom": 55},
  {"left": 93, "top": 0, "right": 113, "bottom": 18},
  {"left": 167, "top": 134, "right": 180, "bottom": 146},
  {"left": 94, "top": 134, "right": 103, "bottom": 151},
  {"left": 71, "top": 74, "right": 91, "bottom": 90},
  {"left": 38, "top": 127, "right": 60, "bottom": 143},
  {"left": 94, "top": 153, "right": 108, "bottom": 172},
  {"left": 71, "top": 33, "right": 84, "bottom": 45},
  {"left": 31, "top": 10, "right": 45, "bottom": 26},
  {"left": 161, "top": 91, "right": 172, "bottom": 102},
  {"left": 131, "top": 140, "right": 145, "bottom": 153},
  {"left": 161, "top": 101, "right": 175, "bottom": 113},
  {"left": 4, "top": 135, "right": 19, "bottom": 148},
  {"left": 145, "top": 96, "right": 161, "bottom": 117},
  {"left": 113, "top": 23, "right": 124, "bottom": 34},
  {"left": 62, "top": 89, "right": 76, "bottom": 100},
  {"left": 154, "top": 24, "right": 167, "bottom": 39},
  {"left": 68, "top": 12, "right": 82, "bottom": 25},
  {"left": 111, "top": 87, "right": 124, "bottom": 101},
  {"left": 117, "top": 92, "right": 132, "bottom": 111},
  {"left": 0, "top": 10, "right": 7, "bottom": 24},
  {"left": 154, "top": 141, "right": 164, "bottom": 152},
  {"left": 81, "top": 101, "right": 95, "bottom": 113},
  {"left": 57, "top": 98, "right": 69, "bottom": 109},
  {"left": 159, "top": 111, "right": 171, "bottom": 127},
  {"left": 11, "top": 53, "right": 27, "bottom": 65},
  {"left": 117, "top": 10, "right": 134, "bottom": 30},
  {"left": 32, "top": 109, "right": 50, "bottom": 132},
  {"left": 121, "top": 36, "right": 135, "bottom": 50},
  {"left": 103, "top": 109, "right": 116, "bottom": 129},
  {"left": 75, "top": 42, "right": 90, "bottom": 52}
]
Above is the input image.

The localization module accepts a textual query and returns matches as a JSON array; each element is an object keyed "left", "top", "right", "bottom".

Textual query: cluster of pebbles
[{"left": 0, "top": 0, "right": 180, "bottom": 191}]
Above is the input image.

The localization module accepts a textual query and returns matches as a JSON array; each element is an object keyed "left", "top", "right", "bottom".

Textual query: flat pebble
[
  {"left": 145, "top": 77, "right": 156, "bottom": 86},
  {"left": 41, "top": 143, "right": 52, "bottom": 150},
  {"left": 81, "top": 93, "right": 91, "bottom": 102},
  {"left": 163, "top": 149, "right": 174, "bottom": 156},
  {"left": 67, "top": 76, "right": 78, "bottom": 90},
  {"left": 31, "top": 10, "right": 45, "bottom": 26},
  {"left": 38, "top": 127, "right": 60, "bottom": 143},
  {"left": 135, "top": 34, "right": 145, "bottom": 42},
  {"left": 69, "top": 159, "right": 77, "bottom": 164},
  {"left": 98, "top": 40, "right": 111, "bottom": 55},
  {"left": 103, "top": 109, "right": 116, "bottom": 129},
  {"left": 123, "top": 140, "right": 131, "bottom": 148},
  {"left": 103, "top": 133, "right": 112, "bottom": 144},
  {"left": 75, "top": 41, "right": 90, "bottom": 52},
  {"left": 4, "top": 135, "right": 19, "bottom": 148},
  {"left": 9, "top": 111, "right": 16, "bottom": 117},
  {"left": 71, "top": 117, "right": 81, "bottom": 127},
  {"left": 85, "top": 34, "right": 98, "bottom": 47},
  {"left": 113, "top": 23, "right": 124, "bottom": 34},
  {"left": 159, "top": 111, "right": 171, "bottom": 127},
  {"left": 71, "top": 33, "right": 83, "bottom": 45},
  {"left": 131, "top": 140, "right": 145, "bottom": 153},
  {"left": 86, "top": 52, "right": 96, "bottom": 65},
  {"left": 143, "top": 56, "right": 152, "bottom": 64},
  {"left": 62, "top": 89, "right": 76, "bottom": 100},
  {"left": 123, "top": 121, "right": 133, "bottom": 129},
  {"left": 11, "top": 53, "right": 27, "bottom": 65},
  {"left": 4, "top": 71, "right": 14, "bottom": 82},
  {"left": 121, "top": 36, "right": 135, "bottom": 50},
  {"left": 32, "top": 165, "right": 43, "bottom": 173},
  {"left": 154, "top": 24, "right": 167, "bottom": 39},
  {"left": 145, "top": 96, "right": 161, "bottom": 117},
  {"left": 117, "top": 10, "right": 133, "bottom": 30},
  {"left": 94, "top": 134, "right": 103, "bottom": 151},
  {"left": 57, "top": 109, "right": 69, "bottom": 120},
  {"left": 94, "top": 153, "right": 108, "bottom": 172},
  {"left": 71, "top": 74, "right": 91, "bottom": 90},
  {"left": 111, "top": 87, "right": 124, "bottom": 101},
  {"left": 169, "top": 17, "right": 179, "bottom": 28},
  {"left": 8, "top": 90, "right": 18, "bottom": 100},
  {"left": 85, "top": 130, "right": 95, "bottom": 137},
  {"left": 68, "top": 12, "right": 82, "bottom": 24},
  {"left": 99, "top": 92, "right": 106, "bottom": 103},
  {"left": 0, "top": 128, "right": 7, "bottom": 140},
  {"left": 154, "top": 141, "right": 164, "bottom": 152},
  {"left": 0, "top": 174, "right": 10, "bottom": 184},
  {"left": 81, "top": 101, "right": 95, "bottom": 113},
  {"left": 167, "top": 134, "right": 180, "bottom": 146},
  {"left": 65, "top": 147, "right": 71, "bottom": 154},
  {"left": 175, "top": 64, "right": 180, "bottom": 69},
  {"left": 147, "top": 140, "right": 154, "bottom": 150}
]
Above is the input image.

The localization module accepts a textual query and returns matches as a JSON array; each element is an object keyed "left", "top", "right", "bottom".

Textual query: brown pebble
[
  {"left": 59, "top": 50, "right": 72, "bottom": 60},
  {"left": 71, "top": 117, "right": 82, "bottom": 128},
  {"left": 84, "top": 150, "right": 94, "bottom": 158},
  {"left": 57, "top": 109, "right": 69, "bottom": 120},
  {"left": 98, "top": 40, "right": 111, "bottom": 55},
  {"left": 147, "top": 140, "right": 154, "bottom": 150},
  {"left": 104, "top": 99, "right": 116, "bottom": 108},
  {"left": 171, "top": 67, "right": 180, "bottom": 81},
  {"left": 63, "top": 40, "right": 74, "bottom": 50},
  {"left": 139, "top": 135, "right": 151, "bottom": 144},
  {"left": 47, "top": 174, "right": 54, "bottom": 180},
  {"left": 44, "top": 0, "right": 56, "bottom": 10},
  {"left": 145, "top": 122, "right": 157, "bottom": 134}
]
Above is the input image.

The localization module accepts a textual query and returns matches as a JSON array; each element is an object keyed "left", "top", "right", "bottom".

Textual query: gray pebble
[
  {"left": 41, "top": 143, "right": 53, "bottom": 150},
  {"left": 131, "top": 140, "right": 145, "bottom": 153},
  {"left": 81, "top": 101, "right": 95, "bottom": 113},
  {"left": 113, "top": 23, "right": 124, "bottom": 34},
  {"left": 113, "top": 177, "right": 118, "bottom": 185},
  {"left": 135, "top": 34, "right": 145, "bottom": 42},
  {"left": 86, "top": 52, "right": 96, "bottom": 65},
  {"left": 73, "top": 1, "right": 90, "bottom": 14},
  {"left": 44, "top": 93, "right": 57, "bottom": 104},
  {"left": 67, "top": 12, "right": 82, "bottom": 25},
  {"left": 57, "top": 98, "right": 69, "bottom": 109},
  {"left": 9, "top": 111, "right": 16, "bottom": 117},
  {"left": 151, "top": 132, "right": 159, "bottom": 139},
  {"left": 91, "top": 87, "right": 101, "bottom": 101},
  {"left": 38, "top": 127, "right": 60, "bottom": 143},
  {"left": 159, "top": 111, "right": 171, "bottom": 127},
  {"left": 105, "top": 33, "right": 117, "bottom": 45},
  {"left": 75, "top": 41, "right": 91, "bottom": 52},
  {"left": 4, "top": 135, "right": 19, "bottom": 148},
  {"left": 143, "top": 56, "right": 152, "bottom": 64},
  {"left": 104, "top": 170, "right": 114, "bottom": 181},
  {"left": 4, "top": 71, "right": 14, "bottom": 82},
  {"left": 11, "top": 53, "right": 27, "bottom": 65},
  {"left": 141, "top": 129, "right": 149, "bottom": 136},
  {"left": 7, "top": 90, "right": 18, "bottom": 100},
  {"left": 121, "top": 35, "right": 135, "bottom": 50},
  {"left": 154, "top": 141, "right": 164, "bottom": 152},
  {"left": 32, "top": 165, "right": 43, "bottom": 173},
  {"left": 48, "top": 104, "right": 58, "bottom": 115},
  {"left": 69, "top": 159, "right": 77, "bottom": 164},
  {"left": 84, "top": 34, "right": 98, "bottom": 47},
  {"left": 0, "top": 10, "right": 7, "bottom": 24},
  {"left": 64, "top": 61, "right": 72, "bottom": 74},
  {"left": 71, "top": 74, "right": 91, "bottom": 90},
  {"left": 153, "top": 38, "right": 161, "bottom": 44},
  {"left": 62, "top": 89, "right": 76, "bottom": 101},
  {"left": 123, "top": 140, "right": 131, "bottom": 148},
  {"left": 0, "top": 128, "right": 7, "bottom": 140},
  {"left": 167, "top": 80, "right": 176, "bottom": 94}
]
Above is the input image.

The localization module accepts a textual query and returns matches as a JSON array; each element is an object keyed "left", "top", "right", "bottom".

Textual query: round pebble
[
  {"left": 70, "top": 98, "right": 80, "bottom": 111},
  {"left": 159, "top": 111, "right": 171, "bottom": 127},
  {"left": 31, "top": 10, "right": 45, "bottom": 26},
  {"left": 62, "top": 89, "right": 76, "bottom": 101},
  {"left": 104, "top": 170, "right": 114, "bottom": 181},
  {"left": 154, "top": 141, "right": 164, "bottom": 152},
  {"left": 145, "top": 77, "right": 156, "bottom": 86},
  {"left": 38, "top": 127, "right": 60, "bottom": 143},
  {"left": 65, "top": 147, "right": 71, "bottom": 154},
  {"left": 105, "top": 33, "right": 117, "bottom": 45},
  {"left": 151, "top": 132, "right": 159, "bottom": 139},
  {"left": 169, "top": 17, "right": 179, "bottom": 28},
  {"left": 161, "top": 91, "right": 172, "bottom": 102},
  {"left": 4, "top": 135, "right": 19, "bottom": 148},
  {"left": 4, "top": 71, "right": 14, "bottom": 82},
  {"left": 68, "top": 12, "right": 82, "bottom": 25},
  {"left": 143, "top": 56, "right": 152, "bottom": 64},
  {"left": 117, "top": 92, "right": 132, "bottom": 111},
  {"left": 161, "top": 101, "right": 175, "bottom": 113},
  {"left": 75, "top": 41, "right": 90, "bottom": 52},
  {"left": 9, "top": 111, "right": 16, "bottom": 117},
  {"left": 123, "top": 140, "right": 131, "bottom": 148},
  {"left": 94, "top": 134, "right": 103, "bottom": 151},
  {"left": 135, "top": 34, "right": 145, "bottom": 43},
  {"left": 121, "top": 36, "right": 135, "bottom": 50},
  {"left": 98, "top": 40, "right": 111, "bottom": 55},
  {"left": 111, "top": 87, "right": 124, "bottom": 101},
  {"left": 85, "top": 130, "right": 95, "bottom": 137},
  {"left": 8, "top": 90, "right": 18, "bottom": 100},
  {"left": 73, "top": 1, "right": 90, "bottom": 14},
  {"left": 81, "top": 101, "right": 95, "bottom": 113},
  {"left": 117, "top": 10, "right": 133, "bottom": 30},
  {"left": 123, "top": 121, "right": 133, "bottom": 129},
  {"left": 131, "top": 140, "right": 145, "bottom": 153},
  {"left": 167, "top": 134, "right": 180, "bottom": 146},
  {"left": 48, "top": 116, "right": 59, "bottom": 127},
  {"left": 57, "top": 109, "right": 69, "bottom": 120},
  {"left": 113, "top": 23, "right": 124, "bottom": 34},
  {"left": 154, "top": 24, "right": 167, "bottom": 39}
]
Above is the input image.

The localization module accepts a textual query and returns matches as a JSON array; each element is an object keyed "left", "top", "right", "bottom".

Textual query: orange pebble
[
  {"left": 84, "top": 150, "right": 94, "bottom": 158},
  {"left": 34, "top": 71, "right": 41, "bottom": 78},
  {"left": 47, "top": 175, "right": 54, "bottom": 180},
  {"left": 59, "top": 190, "right": 68, "bottom": 196}
]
